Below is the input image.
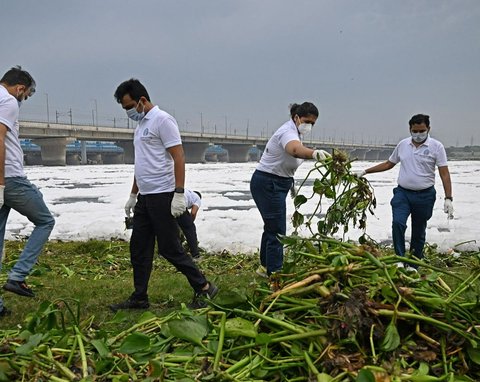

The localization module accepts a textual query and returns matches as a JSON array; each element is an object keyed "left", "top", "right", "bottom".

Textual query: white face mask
[
  {"left": 298, "top": 123, "right": 312, "bottom": 136},
  {"left": 411, "top": 131, "right": 428, "bottom": 143},
  {"left": 126, "top": 101, "right": 145, "bottom": 121}
]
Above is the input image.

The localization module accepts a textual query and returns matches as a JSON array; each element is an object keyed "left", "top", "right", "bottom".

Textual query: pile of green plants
[{"left": 0, "top": 151, "right": 479, "bottom": 381}]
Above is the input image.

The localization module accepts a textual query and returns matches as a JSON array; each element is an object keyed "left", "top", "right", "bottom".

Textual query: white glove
[
  {"left": 353, "top": 170, "right": 366, "bottom": 178},
  {"left": 290, "top": 183, "right": 297, "bottom": 199},
  {"left": 0, "top": 185, "right": 4, "bottom": 209},
  {"left": 124, "top": 193, "right": 137, "bottom": 217},
  {"left": 444, "top": 198, "right": 454, "bottom": 219},
  {"left": 312, "top": 149, "right": 331, "bottom": 161},
  {"left": 171, "top": 191, "right": 187, "bottom": 217}
]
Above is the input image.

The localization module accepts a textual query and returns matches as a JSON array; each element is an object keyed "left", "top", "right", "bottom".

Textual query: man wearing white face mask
[
  {"left": 354, "top": 114, "right": 453, "bottom": 266},
  {"left": 0, "top": 66, "right": 55, "bottom": 316},
  {"left": 111, "top": 79, "right": 217, "bottom": 311},
  {"left": 250, "top": 102, "right": 330, "bottom": 289}
]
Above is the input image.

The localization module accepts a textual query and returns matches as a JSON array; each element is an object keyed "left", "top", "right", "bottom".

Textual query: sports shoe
[
  {"left": 255, "top": 265, "right": 268, "bottom": 278},
  {"left": 109, "top": 298, "right": 150, "bottom": 312},
  {"left": 3, "top": 279, "right": 35, "bottom": 298},
  {"left": 188, "top": 282, "right": 219, "bottom": 309},
  {"left": 0, "top": 307, "right": 12, "bottom": 317}
]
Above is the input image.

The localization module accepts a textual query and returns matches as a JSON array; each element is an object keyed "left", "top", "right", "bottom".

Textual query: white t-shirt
[
  {"left": 256, "top": 119, "right": 304, "bottom": 178},
  {"left": 185, "top": 189, "right": 201, "bottom": 209},
  {"left": 0, "top": 85, "right": 25, "bottom": 178},
  {"left": 133, "top": 106, "right": 182, "bottom": 194},
  {"left": 389, "top": 136, "right": 448, "bottom": 190}
]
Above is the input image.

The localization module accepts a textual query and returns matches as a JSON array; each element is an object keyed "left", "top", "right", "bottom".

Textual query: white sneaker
[{"left": 255, "top": 265, "right": 268, "bottom": 278}]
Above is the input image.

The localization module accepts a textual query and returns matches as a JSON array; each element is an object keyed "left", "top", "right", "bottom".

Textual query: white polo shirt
[
  {"left": 185, "top": 189, "right": 201, "bottom": 209},
  {"left": 256, "top": 119, "right": 304, "bottom": 178},
  {"left": 133, "top": 106, "right": 182, "bottom": 194},
  {"left": 0, "top": 85, "right": 25, "bottom": 178},
  {"left": 389, "top": 136, "right": 448, "bottom": 190}
]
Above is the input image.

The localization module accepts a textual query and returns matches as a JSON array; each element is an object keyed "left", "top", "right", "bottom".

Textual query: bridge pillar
[
  {"left": 183, "top": 142, "right": 209, "bottom": 163},
  {"left": 81, "top": 141, "right": 87, "bottom": 165},
  {"left": 349, "top": 149, "right": 367, "bottom": 160},
  {"left": 103, "top": 153, "right": 124, "bottom": 164},
  {"left": 117, "top": 141, "right": 134, "bottom": 164},
  {"left": 33, "top": 137, "right": 72, "bottom": 166},
  {"left": 223, "top": 144, "right": 253, "bottom": 163},
  {"left": 365, "top": 150, "right": 380, "bottom": 160},
  {"left": 66, "top": 154, "right": 82, "bottom": 165}
]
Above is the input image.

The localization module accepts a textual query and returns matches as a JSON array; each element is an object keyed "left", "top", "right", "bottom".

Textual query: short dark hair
[
  {"left": 194, "top": 191, "right": 202, "bottom": 199},
  {"left": 289, "top": 102, "right": 319, "bottom": 120},
  {"left": 0, "top": 66, "right": 35, "bottom": 89},
  {"left": 114, "top": 78, "right": 151, "bottom": 103},
  {"left": 409, "top": 114, "right": 430, "bottom": 128}
]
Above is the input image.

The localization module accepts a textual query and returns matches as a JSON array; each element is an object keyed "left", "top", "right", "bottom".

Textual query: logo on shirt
[{"left": 143, "top": 128, "right": 150, "bottom": 136}]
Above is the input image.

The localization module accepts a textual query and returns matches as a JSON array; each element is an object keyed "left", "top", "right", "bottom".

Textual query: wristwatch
[
  {"left": 445, "top": 196, "right": 453, "bottom": 201},
  {"left": 174, "top": 187, "right": 185, "bottom": 193}
]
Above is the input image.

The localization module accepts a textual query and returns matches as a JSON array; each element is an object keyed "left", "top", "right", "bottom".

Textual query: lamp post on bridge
[{"left": 45, "top": 93, "right": 50, "bottom": 126}]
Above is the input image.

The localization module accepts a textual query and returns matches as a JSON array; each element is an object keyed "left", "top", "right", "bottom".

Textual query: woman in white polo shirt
[
  {"left": 357, "top": 114, "right": 453, "bottom": 266},
  {"left": 250, "top": 102, "right": 329, "bottom": 284}
]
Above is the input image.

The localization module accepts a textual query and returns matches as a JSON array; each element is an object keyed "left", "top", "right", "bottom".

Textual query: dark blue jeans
[
  {"left": 250, "top": 170, "right": 293, "bottom": 275},
  {"left": 390, "top": 185, "right": 436, "bottom": 259}
]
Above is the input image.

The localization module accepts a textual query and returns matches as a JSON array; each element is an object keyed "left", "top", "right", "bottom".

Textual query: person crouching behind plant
[{"left": 250, "top": 102, "right": 330, "bottom": 290}]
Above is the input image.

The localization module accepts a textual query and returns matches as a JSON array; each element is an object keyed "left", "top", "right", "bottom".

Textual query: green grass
[{"left": 0, "top": 239, "right": 259, "bottom": 331}]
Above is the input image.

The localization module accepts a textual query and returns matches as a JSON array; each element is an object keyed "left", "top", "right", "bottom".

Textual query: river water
[{"left": 5, "top": 160, "right": 479, "bottom": 254}]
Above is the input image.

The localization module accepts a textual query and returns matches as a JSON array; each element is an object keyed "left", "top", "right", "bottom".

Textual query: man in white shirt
[
  {"left": 111, "top": 79, "right": 217, "bottom": 311},
  {"left": 357, "top": 114, "right": 453, "bottom": 264},
  {"left": 0, "top": 66, "right": 56, "bottom": 317},
  {"left": 176, "top": 189, "right": 202, "bottom": 259}
]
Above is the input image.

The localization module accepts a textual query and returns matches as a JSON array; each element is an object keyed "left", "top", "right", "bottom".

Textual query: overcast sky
[{"left": 2, "top": 0, "right": 479, "bottom": 146}]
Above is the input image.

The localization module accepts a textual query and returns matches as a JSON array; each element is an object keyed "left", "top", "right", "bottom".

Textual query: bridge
[{"left": 19, "top": 120, "right": 393, "bottom": 165}]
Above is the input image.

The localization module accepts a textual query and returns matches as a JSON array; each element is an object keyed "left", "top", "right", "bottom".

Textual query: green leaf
[
  {"left": 317, "top": 373, "right": 334, "bottom": 382},
  {"left": 148, "top": 359, "right": 164, "bottom": 378},
  {"left": 356, "top": 369, "right": 376, "bottom": 382},
  {"left": 381, "top": 320, "right": 401, "bottom": 352},
  {"left": 292, "top": 211, "right": 304, "bottom": 228},
  {"left": 91, "top": 339, "right": 111, "bottom": 358},
  {"left": 224, "top": 317, "right": 257, "bottom": 338},
  {"left": 293, "top": 194, "right": 307, "bottom": 208},
  {"left": 15, "top": 333, "right": 44, "bottom": 355},
  {"left": 214, "top": 288, "right": 248, "bottom": 307},
  {"left": 165, "top": 316, "right": 209, "bottom": 346},
  {"left": 118, "top": 332, "right": 150, "bottom": 354},
  {"left": 467, "top": 345, "right": 480, "bottom": 365},
  {"left": 255, "top": 333, "right": 272, "bottom": 345}
]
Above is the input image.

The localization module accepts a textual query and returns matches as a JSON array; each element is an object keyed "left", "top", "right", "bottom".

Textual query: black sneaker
[
  {"left": 188, "top": 282, "right": 219, "bottom": 309},
  {"left": 0, "top": 307, "right": 11, "bottom": 317},
  {"left": 3, "top": 279, "right": 35, "bottom": 298},
  {"left": 109, "top": 298, "right": 150, "bottom": 313}
]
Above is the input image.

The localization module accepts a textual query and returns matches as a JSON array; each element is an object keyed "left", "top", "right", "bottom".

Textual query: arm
[
  {"left": 284, "top": 140, "right": 315, "bottom": 159},
  {"left": 0, "top": 124, "right": 7, "bottom": 185},
  {"left": 130, "top": 176, "right": 138, "bottom": 195},
  {"left": 167, "top": 144, "right": 185, "bottom": 188},
  {"left": 364, "top": 160, "right": 396, "bottom": 175},
  {"left": 190, "top": 204, "right": 199, "bottom": 221},
  {"left": 438, "top": 166, "right": 452, "bottom": 199}
]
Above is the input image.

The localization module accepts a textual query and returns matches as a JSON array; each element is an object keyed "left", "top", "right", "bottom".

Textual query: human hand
[
  {"left": 444, "top": 198, "right": 454, "bottom": 219},
  {"left": 124, "top": 193, "right": 137, "bottom": 217},
  {"left": 312, "top": 149, "right": 331, "bottom": 161},
  {"left": 171, "top": 192, "right": 187, "bottom": 217},
  {"left": 290, "top": 184, "right": 297, "bottom": 199},
  {"left": 352, "top": 170, "right": 366, "bottom": 178},
  {"left": 0, "top": 185, "right": 4, "bottom": 209}
]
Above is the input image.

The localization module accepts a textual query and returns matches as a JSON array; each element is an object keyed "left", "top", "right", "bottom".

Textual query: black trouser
[
  {"left": 130, "top": 193, "right": 207, "bottom": 301},
  {"left": 176, "top": 212, "right": 199, "bottom": 257}
]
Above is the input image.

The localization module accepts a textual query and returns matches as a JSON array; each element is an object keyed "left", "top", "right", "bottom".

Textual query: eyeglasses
[{"left": 28, "top": 87, "right": 36, "bottom": 96}]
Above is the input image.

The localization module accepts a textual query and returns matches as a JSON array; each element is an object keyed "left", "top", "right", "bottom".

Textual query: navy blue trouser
[
  {"left": 390, "top": 185, "right": 436, "bottom": 259},
  {"left": 250, "top": 170, "right": 293, "bottom": 275},
  {"left": 130, "top": 193, "right": 207, "bottom": 301}
]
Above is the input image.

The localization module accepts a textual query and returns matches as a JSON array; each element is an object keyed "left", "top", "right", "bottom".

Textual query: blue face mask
[
  {"left": 411, "top": 131, "right": 428, "bottom": 143},
  {"left": 126, "top": 101, "right": 145, "bottom": 121}
]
